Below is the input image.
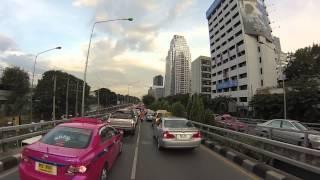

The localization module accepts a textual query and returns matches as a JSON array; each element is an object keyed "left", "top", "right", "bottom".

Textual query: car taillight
[
  {"left": 192, "top": 131, "right": 201, "bottom": 138},
  {"left": 163, "top": 131, "right": 175, "bottom": 139},
  {"left": 67, "top": 165, "right": 87, "bottom": 174}
]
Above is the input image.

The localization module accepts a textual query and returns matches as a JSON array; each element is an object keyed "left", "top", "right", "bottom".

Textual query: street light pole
[
  {"left": 81, "top": 18, "right": 133, "bottom": 116},
  {"left": 30, "top": 46, "right": 61, "bottom": 123}
]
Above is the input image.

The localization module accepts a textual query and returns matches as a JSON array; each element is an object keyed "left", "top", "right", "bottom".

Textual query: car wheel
[{"left": 100, "top": 164, "right": 109, "bottom": 180}]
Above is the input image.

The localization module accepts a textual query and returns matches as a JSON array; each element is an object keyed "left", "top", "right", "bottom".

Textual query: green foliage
[
  {"left": 171, "top": 102, "right": 186, "bottom": 117},
  {"left": 160, "top": 94, "right": 190, "bottom": 107},
  {"left": 142, "top": 94, "right": 156, "bottom": 107},
  {"left": 285, "top": 44, "right": 320, "bottom": 81},
  {"left": 1, "top": 66, "right": 30, "bottom": 115},
  {"left": 205, "top": 96, "right": 234, "bottom": 114},
  {"left": 95, "top": 88, "right": 117, "bottom": 107},
  {"left": 149, "top": 100, "right": 170, "bottom": 111},
  {"left": 34, "top": 70, "right": 90, "bottom": 119},
  {"left": 189, "top": 94, "right": 205, "bottom": 123}
]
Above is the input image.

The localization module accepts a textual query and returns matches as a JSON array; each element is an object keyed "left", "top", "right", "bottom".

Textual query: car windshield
[
  {"left": 164, "top": 120, "right": 194, "bottom": 128},
  {"left": 41, "top": 126, "right": 92, "bottom": 149},
  {"left": 111, "top": 111, "right": 133, "bottom": 119},
  {"left": 292, "top": 122, "right": 308, "bottom": 131}
]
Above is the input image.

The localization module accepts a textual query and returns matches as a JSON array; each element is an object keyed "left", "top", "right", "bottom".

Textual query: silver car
[
  {"left": 153, "top": 117, "right": 202, "bottom": 150},
  {"left": 255, "top": 119, "right": 320, "bottom": 149},
  {"left": 108, "top": 109, "right": 136, "bottom": 135}
]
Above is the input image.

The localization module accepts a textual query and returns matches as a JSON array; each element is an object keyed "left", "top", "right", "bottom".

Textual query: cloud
[
  {"left": 72, "top": 0, "right": 97, "bottom": 7},
  {"left": 0, "top": 34, "right": 17, "bottom": 52}
]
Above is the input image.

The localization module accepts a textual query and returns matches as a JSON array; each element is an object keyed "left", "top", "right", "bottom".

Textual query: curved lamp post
[
  {"left": 30, "top": 46, "right": 62, "bottom": 122},
  {"left": 81, "top": 18, "right": 133, "bottom": 116}
]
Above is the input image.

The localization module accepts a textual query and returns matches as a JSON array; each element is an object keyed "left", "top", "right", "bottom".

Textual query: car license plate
[
  {"left": 35, "top": 162, "right": 57, "bottom": 175},
  {"left": 178, "top": 134, "right": 190, "bottom": 140}
]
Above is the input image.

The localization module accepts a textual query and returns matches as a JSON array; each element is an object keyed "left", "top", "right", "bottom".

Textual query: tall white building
[
  {"left": 207, "top": 0, "right": 278, "bottom": 107},
  {"left": 191, "top": 56, "right": 211, "bottom": 98},
  {"left": 165, "top": 35, "right": 192, "bottom": 96}
]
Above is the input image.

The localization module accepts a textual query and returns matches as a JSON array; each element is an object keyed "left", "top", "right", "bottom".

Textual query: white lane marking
[
  {"left": 200, "top": 145, "right": 260, "bottom": 180},
  {"left": 130, "top": 123, "right": 141, "bottom": 180},
  {"left": 0, "top": 167, "right": 18, "bottom": 180}
]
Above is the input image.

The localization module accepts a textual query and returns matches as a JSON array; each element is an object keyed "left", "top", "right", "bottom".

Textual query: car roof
[
  {"left": 162, "top": 117, "right": 188, "bottom": 121},
  {"left": 59, "top": 118, "right": 106, "bottom": 130}
]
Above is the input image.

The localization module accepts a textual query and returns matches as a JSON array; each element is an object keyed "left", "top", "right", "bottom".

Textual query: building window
[
  {"left": 239, "top": 73, "right": 247, "bottom": 79},
  {"left": 231, "top": 87, "right": 237, "bottom": 91},
  {"left": 238, "top": 62, "right": 246, "bottom": 68},
  {"left": 234, "top": 21, "right": 241, "bottom": 28},
  {"left": 260, "top": 68, "right": 263, "bottom": 74},
  {"left": 231, "top": 76, "right": 237, "bottom": 80},
  {"left": 230, "top": 65, "right": 237, "bottom": 71},
  {"left": 258, "top": 47, "right": 261, "bottom": 52},
  {"left": 235, "top": 30, "right": 242, "bottom": 37},
  {"left": 212, "top": 90, "right": 217, "bottom": 94},
  {"left": 240, "top": 85, "right": 248, "bottom": 90},
  {"left": 212, "top": 81, "right": 216, "bottom": 85},
  {"left": 232, "top": 12, "right": 239, "bottom": 19},
  {"left": 218, "top": 71, "right": 222, "bottom": 75},
  {"left": 228, "top": 36, "right": 234, "bottom": 42},
  {"left": 240, "top": 97, "right": 247, "bottom": 102},
  {"left": 259, "top": 57, "right": 262, "bottom": 63},
  {"left": 224, "top": 88, "right": 230, "bottom": 92},
  {"left": 231, "top": 4, "right": 237, "bottom": 11},
  {"left": 261, "top": 80, "right": 264, "bottom": 86}
]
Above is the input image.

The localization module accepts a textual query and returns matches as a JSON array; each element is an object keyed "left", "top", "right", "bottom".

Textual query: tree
[
  {"left": 189, "top": 94, "right": 205, "bottom": 123},
  {"left": 1, "top": 66, "right": 30, "bottom": 115},
  {"left": 142, "top": 95, "right": 155, "bottom": 107},
  {"left": 171, "top": 102, "right": 186, "bottom": 117},
  {"left": 285, "top": 44, "right": 320, "bottom": 81},
  {"left": 95, "top": 88, "right": 117, "bottom": 107},
  {"left": 34, "top": 70, "right": 90, "bottom": 119}
]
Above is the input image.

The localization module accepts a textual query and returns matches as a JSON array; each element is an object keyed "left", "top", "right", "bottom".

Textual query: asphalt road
[{"left": 0, "top": 121, "right": 259, "bottom": 180}]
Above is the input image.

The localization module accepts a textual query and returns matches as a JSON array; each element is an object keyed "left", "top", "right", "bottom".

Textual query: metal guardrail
[
  {"left": 192, "top": 121, "right": 320, "bottom": 174},
  {"left": 0, "top": 104, "right": 131, "bottom": 152}
]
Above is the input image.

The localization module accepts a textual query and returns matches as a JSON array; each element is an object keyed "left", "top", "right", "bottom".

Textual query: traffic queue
[{"left": 19, "top": 104, "right": 147, "bottom": 180}]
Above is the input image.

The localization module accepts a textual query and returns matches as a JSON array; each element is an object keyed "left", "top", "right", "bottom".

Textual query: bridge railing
[
  {"left": 192, "top": 121, "right": 320, "bottom": 175},
  {"left": 0, "top": 104, "right": 131, "bottom": 152}
]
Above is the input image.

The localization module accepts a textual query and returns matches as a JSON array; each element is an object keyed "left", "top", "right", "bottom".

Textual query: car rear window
[
  {"left": 41, "top": 126, "right": 92, "bottom": 149},
  {"left": 164, "top": 120, "right": 194, "bottom": 128},
  {"left": 111, "top": 111, "right": 133, "bottom": 119}
]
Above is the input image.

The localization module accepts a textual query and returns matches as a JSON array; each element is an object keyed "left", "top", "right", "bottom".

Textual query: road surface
[{"left": 0, "top": 121, "right": 259, "bottom": 180}]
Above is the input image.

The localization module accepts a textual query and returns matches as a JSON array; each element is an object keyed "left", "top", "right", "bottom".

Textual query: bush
[{"left": 171, "top": 102, "right": 186, "bottom": 118}]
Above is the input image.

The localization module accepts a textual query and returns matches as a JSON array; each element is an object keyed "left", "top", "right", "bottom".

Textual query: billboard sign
[{"left": 239, "top": 0, "right": 273, "bottom": 41}]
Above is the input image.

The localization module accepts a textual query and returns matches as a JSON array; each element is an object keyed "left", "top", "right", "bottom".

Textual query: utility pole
[
  {"left": 65, "top": 78, "right": 70, "bottom": 118},
  {"left": 52, "top": 75, "right": 57, "bottom": 120},
  {"left": 75, "top": 80, "right": 79, "bottom": 117},
  {"left": 97, "top": 89, "right": 100, "bottom": 111}
]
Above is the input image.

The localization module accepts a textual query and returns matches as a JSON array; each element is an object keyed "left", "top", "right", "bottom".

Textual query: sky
[{"left": 0, "top": 0, "right": 319, "bottom": 97}]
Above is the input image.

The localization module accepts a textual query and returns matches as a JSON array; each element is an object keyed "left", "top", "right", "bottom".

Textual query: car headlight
[{"left": 309, "top": 135, "right": 320, "bottom": 142}]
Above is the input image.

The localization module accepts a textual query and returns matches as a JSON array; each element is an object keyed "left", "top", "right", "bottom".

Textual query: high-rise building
[
  {"left": 206, "top": 0, "right": 278, "bottom": 107},
  {"left": 164, "top": 35, "right": 192, "bottom": 96},
  {"left": 153, "top": 75, "right": 164, "bottom": 86},
  {"left": 191, "top": 56, "right": 211, "bottom": 98}
]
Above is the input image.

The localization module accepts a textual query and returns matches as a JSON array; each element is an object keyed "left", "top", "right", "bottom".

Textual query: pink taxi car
[{"left": 19, "top": 118, "right": 123, "bottom": 180}]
